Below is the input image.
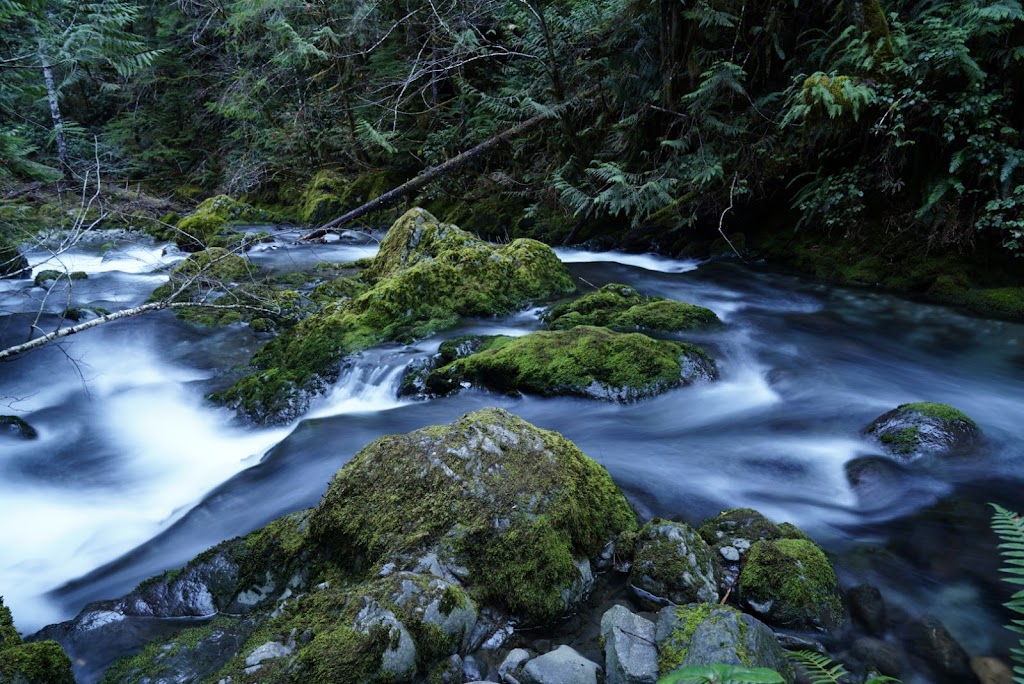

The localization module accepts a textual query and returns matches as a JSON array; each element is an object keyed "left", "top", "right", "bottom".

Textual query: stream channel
[{"left": 1, "top": 226, "right": 1022, "bottom": 682}]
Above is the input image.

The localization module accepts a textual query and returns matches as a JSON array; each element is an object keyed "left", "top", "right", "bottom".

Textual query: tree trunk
[{"left": 38, "top": 43, "right": 69, "bottom": 173}]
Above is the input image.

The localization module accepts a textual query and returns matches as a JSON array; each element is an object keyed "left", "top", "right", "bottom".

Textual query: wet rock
[
  {"left": 630, "top": 520, "right": 719, "bottom": 609},
  {"left": 500, "top": 647, "right": 533, "bottom": 681},
  {"left": 600, "top": 605, "right": 658, "bottom": 684},
  {"left": 244, "top": 639, "right": 294, "bottom": 668},
  {"left": 654, "top": 604, "right": 791, "bottom": 681},
  {"left": 418, "top": 326, "right": 718, "bottom": 402},
  {"left": 846, "top": 584, "right": 887, "bottom": 637},
  {"left": 865, "top": 402, "right": 981, "bottom": 461},
  {"left": 971, "top": 656, "right": 1014, "bottom": 684},
  {"left": 520, "top": 645, "right": 602, "bottom": 684},
  {"left": 0, "top": 415, "right": 37, "bottom": 440},
  {"left": 905, "top": 614, "right": 977, "bottom": 683},
  {"left": 849, "top": 636, "right": 903, "bottom": 677},
  {"left": 698, "top": 508, "right": 806, "bottom": 596},
  {"left": 738, "top": 539, "right": 844, "bottom": 631}
]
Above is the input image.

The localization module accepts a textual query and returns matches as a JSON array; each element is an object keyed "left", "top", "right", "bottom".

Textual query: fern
[
  {"left": 658, "top": 664, "right": 784, "bottom": 684},
  {"left": 991, "top": 504, "right": 1024, "bottom": 683},
  {"left": 788, "top": 650, "right": 898, "bottom": 684}
]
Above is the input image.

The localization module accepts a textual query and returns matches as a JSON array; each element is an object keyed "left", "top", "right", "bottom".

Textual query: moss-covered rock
[
  {"left": 0, "top": 597, "right": 75, "bottom": 684},
  {"left": 150, "top": 247, "right": 267, "bottom": 325},
  {"left": 418, "top": 326, "right": 717, "bottom": 402},
  {"left": 629, "top": 520, "right": 719, "bottom": 609},
  {"left": 738, "top": 538, "right": 844, "bottom": 631},
  {"left": 223, "top": 208, "right": 576, "bottom": 423},
  {"left": 544, "top": 283, "right": 720, "bottom": 333},
  {"left": 865, "top": 402, "right": 981, "bottom": 461},
  {"left": 0, "top": 415, "right": 37, "bottom": 440},
  {"left": 309, "top": 408, "right": 637, "bottom": 623},
  {"left": 654, "top": 604, "right": 792, "bottom": 681},
  {"left": 174, "top": 195, "right": 268, "bottom": 251},
  {"left": 697, "top": 508, "right": 809, "bottom": 596}
]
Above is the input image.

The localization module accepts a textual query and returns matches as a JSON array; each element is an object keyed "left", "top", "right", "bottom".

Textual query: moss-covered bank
[
  {"left": 0, "top": 597, "right": 75, "bottom": 684},
  {"left": 222, "top": 208, "right": 576, "bottom": 423}
]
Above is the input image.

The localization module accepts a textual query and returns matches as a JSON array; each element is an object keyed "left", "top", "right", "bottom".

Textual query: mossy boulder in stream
[
  {"left": 865, "top": 402, "right": 981, "bottom": 461},
  {"left": 544, "top": 283, "right": 720, "bottom": 332},
  {"left": 309, "top": 407, "right": 637, "bottom": 623},
  {"left": 64, "top": 409, "right": 634, "bottom": 683},
  {"left": 738, "top": 538, "right": 844, "bottom": 631},
  {"left": 629, "top": 520, "right": 720, "bottom": 609},
  {"left": 174, "top": 195, "right": 267, "bottom": 252},
  {"left": 416, "top": 326, "right": 717, "bottom": 401},
  {"left": 223, "top": 208, "right": 576, "bottom": 423},
  {"left": 0, "top": 415, "right": 37, "bottom": 440},
  {"left": 0, "top": 597, "right": 75, "bottom": 684}
]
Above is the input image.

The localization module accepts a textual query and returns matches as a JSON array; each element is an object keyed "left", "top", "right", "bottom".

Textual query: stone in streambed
[
  {"left": 865, "top": 402, "right": 981, "bottom": 460},
  {"left": 600, "top": 605, "right": 658, "bottom": 684},
  {"left": 0, "top": 415, "right": 37, "bottom": 440},
  {"left": 905, "top": 614, "right": 978, "bottom": 683},
  {"left": 654, "top": 604, "right": 791, "bottom": 681},
  {"left": 418, "top": 326, "right": 717, "bottom": 402},
  {"left": 520, "top": 645, "right": 602, "bottom": 684},
  {"left": 629, "top": 520, "right": 719, "bottom": 609}
]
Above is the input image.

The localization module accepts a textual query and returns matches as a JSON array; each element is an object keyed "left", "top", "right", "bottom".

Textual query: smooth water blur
[{"left": 2, "top": 236, "right": 1022, "bottom": 674}]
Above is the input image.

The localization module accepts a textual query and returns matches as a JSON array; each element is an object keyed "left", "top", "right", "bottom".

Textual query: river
[{"left": 1, "top": 227, "right": 1021, "bottom": 681}]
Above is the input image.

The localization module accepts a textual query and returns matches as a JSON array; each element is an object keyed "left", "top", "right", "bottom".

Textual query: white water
[{"left": 553, "top": 247, "right": 701, "bottom": 273}]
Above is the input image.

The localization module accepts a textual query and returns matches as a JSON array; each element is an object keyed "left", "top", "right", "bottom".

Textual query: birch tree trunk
[{"left": 38, "top": 43, "right": 69, "bottom": 173}]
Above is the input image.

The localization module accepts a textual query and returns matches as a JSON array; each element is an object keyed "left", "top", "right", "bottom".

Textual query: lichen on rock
[
  {"left": 544, "top": 283, "right": 720, "bottom": 333},
  {"left": 416, "top": 326, "right": 718, "bottom": 402},
  {"left": 222, "top": 208, "right": 576, "bottom": 423}
]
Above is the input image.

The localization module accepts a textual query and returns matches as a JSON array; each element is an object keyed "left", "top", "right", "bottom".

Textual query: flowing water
[{"left": 1, "top": 228, "right": 1022, "bottom": 681}]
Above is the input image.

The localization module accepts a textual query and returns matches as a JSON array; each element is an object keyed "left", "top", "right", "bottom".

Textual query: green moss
[
  {"left": 99, "top": 616, "right": 240, "bottom": 684},
  {"left": 32, "top": 269, "right": 63, "bottom": 286},
  {"left": 544, "top": 284, "right": 720, "bottom": 333},
  {"left": 697, "top": 509, "right": 782, "bottom": 548},
  {"left": 424, "top": 326, "right": 717, "bottom": 401},
  {"left": 738, "top": 538, "right": 842, "bottom": 630},
  {"left": 299, "top": 170, "right": 347, "bottom": 225},
  {"left": 235, "top": 510, "right": 311, "bottom": 590},
  {"left": 308, "top": 408, "right": 636, "bottom": 623},
  {"left": 632, "top": 520, "right": 718, "bottom": 604},
  {"left": 223, "top": 208, "right": 576, "bottom": 423},
  {"left": 879, "top": 426, "right": 920, "bottom": 455},
  {"left": 0, "top": 415, "right": 38, "bottom": 440},
  {"left": 0, "top": 641, "right": 75, "bottom": 684},
  {"left": 310, "top": 276, "right": 369, "bottom": 305},
  {"left": 150, "top": 248, "right": 261, "bottom": 326},
  {"left": 658, "top": 603, "right": 714, "bottom": 675},
  {"left": 899, "top": 402, "right": 975, "bottom": 424},
  {"left": 175, "top": 211, "right": 227, "bottom": 251}
]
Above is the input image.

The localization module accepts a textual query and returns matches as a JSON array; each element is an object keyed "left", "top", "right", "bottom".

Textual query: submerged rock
[
  {"left": 223, "top": 208, "right": 576, "bottom": 423},
  {"left": 0, "top": 415, "right": 37, "bottom": 440},
  {"left": 544, "top": 283, "right": 720, "bottom": 333},
  {"left": 865, "top": 402, "right": 981, "bottom": 460},
  {"left": 654, "top": 604, "right": 791, "bottom": 681},
  {"left": 417, "top": 326, "right": 717, "bottom": 402},
  {"left": 88, "top": 409, "right": 635, "bottom": 683},
  {"left": 629, "top": 520, "right": 719, "bottom": 608},
  {"left": 905, "top": 614, "right": 977, "bottom": 683},
  {"left": 0, "top": 597, "right": 75, "bottom": 684}
]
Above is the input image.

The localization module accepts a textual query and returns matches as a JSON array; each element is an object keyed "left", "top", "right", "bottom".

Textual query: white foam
[{"left": 553, "top": 248, "right": 701, "bottom": 273}]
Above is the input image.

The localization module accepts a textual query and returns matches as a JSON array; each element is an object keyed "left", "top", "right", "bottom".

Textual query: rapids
[{"left": 1, "top": 227, "right": 1021, "bottom": 682}]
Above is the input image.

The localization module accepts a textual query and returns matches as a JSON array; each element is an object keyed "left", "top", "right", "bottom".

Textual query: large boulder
[
  {"left": 417, "top": 326, "right": 717, "bottom": 402},
  {"left": 309, "top": 408, "right": 637, "bottom": 623},
  {"left": 738, "top": 539, "right": 844, "bottom": 631},
  {"left": 654, "top": 604, "right": 791, "bottom": 681},
  {"left": 629, "top": 520, "right": 719, "bottom": 608},
  {"left": 0, "top": 597, "right": 75, "bottom": 684},
  {"left": 223, "top": 208, "right": 576, "bottom": 423},
  {"left": 865, "top": 402, "right": 981, "bottom": 460},
  {"left": 174, "top": 195, "right": 268, "bottom": 252},
  {"left": 544, "top": 283, "right": 720, "bottom": 332}
]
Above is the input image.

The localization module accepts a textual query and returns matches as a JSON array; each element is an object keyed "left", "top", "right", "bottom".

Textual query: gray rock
[
  {"left": 388, "top": 573, "right": 477, "bottom": 653},
  {"left": 865, "top": 402, "right": 981, "bottom": 461},
  {"left": 850, "top": 636, "right": 903, "bottom": 677},
  {"left": 560, "top": 557, "right": 595, "bottom": 610},
  {"left": 655, "top": 604, "right": 791, "bottom": 681},
  {"left": 244, "top": 640, "right": 293, "bottom": 667},
  {"left": 520, "top": 645, "right": 601, "bottom": 684},
  {"left": 354, "top": 601, "right": 416, "bottom": 681},
  {"left": 500, "top": 648, "right": 533, "bottom": 680},
  {"left": 846, "top": 584, "right": 887, "bottom": 637},
  {"left": 629, "top": 521, "right": 718, "bottom": 609},
  {"left": 600, "top": 604, "right": 658, "bottom": 684},
  {"left": 905, "top": 614, "right": 977, "bottom": 683}
]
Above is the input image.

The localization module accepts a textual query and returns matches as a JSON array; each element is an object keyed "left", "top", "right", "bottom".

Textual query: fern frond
[
  {"left": 991, "top": 503, "right": 1024, "bottom": 682},
  {"left": 787, "top": 650, "right": 849, "bottom": 684}
]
